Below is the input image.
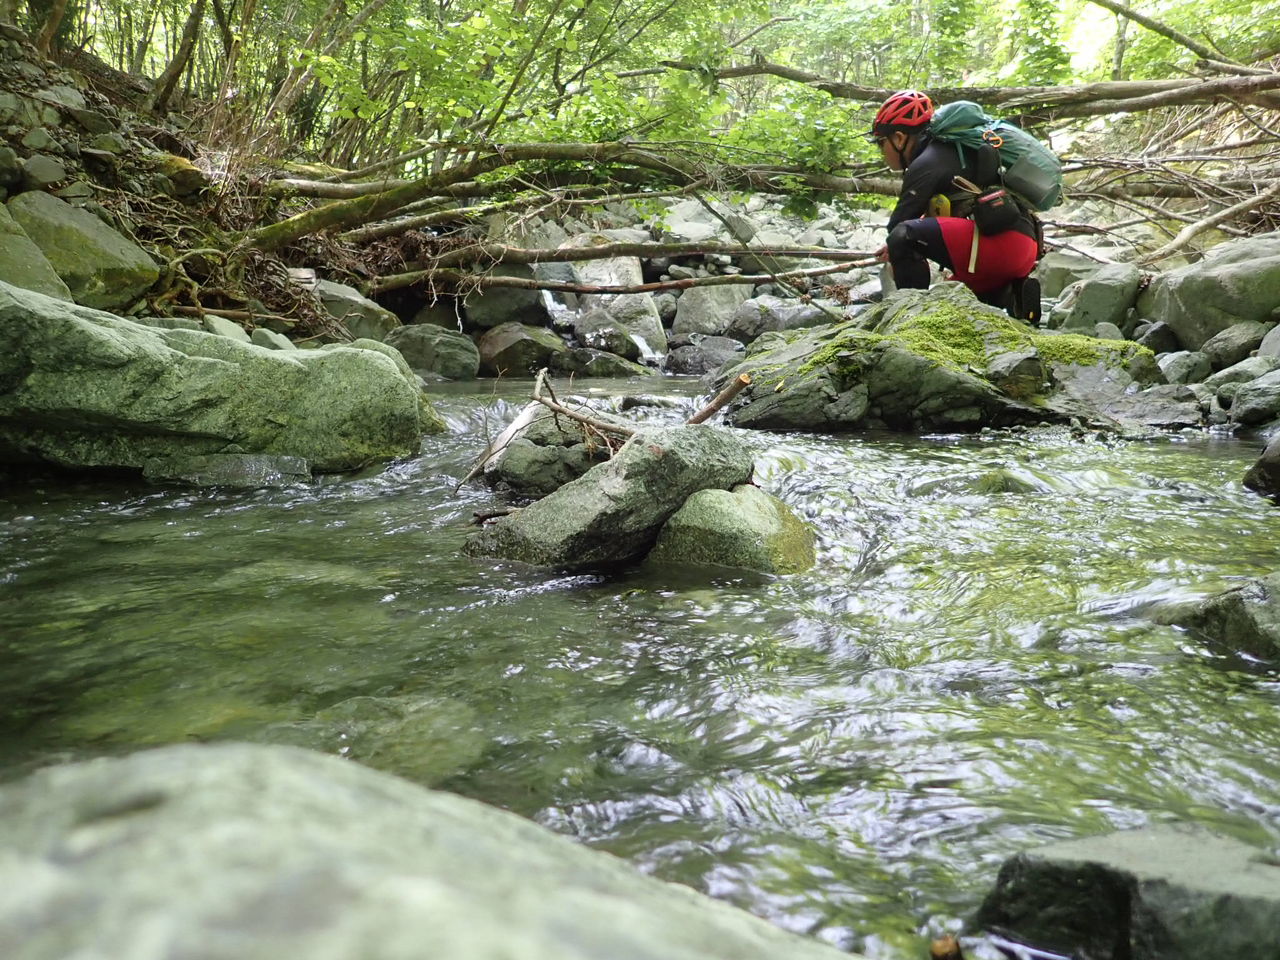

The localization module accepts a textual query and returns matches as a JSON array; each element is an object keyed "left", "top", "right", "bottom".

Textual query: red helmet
[{"left": 870, "top": 90, "right": 934, "bottom": 137}]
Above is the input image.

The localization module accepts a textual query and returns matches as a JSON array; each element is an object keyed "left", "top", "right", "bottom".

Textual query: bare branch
[{"left": 1139, "top": 181, "right": 1280, "bottom": 264}]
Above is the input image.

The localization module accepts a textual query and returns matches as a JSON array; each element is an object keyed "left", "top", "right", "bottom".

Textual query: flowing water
[{"left": 3, "top": 377, "right": 1280, "bottom": 957}]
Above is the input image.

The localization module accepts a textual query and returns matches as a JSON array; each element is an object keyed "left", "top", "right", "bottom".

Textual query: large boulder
[
  {"left": 564, "top": 234, "right": 666, "bottom": 355},
  {"left": 1200, "top": 320, "right": 1274, "bottom": 370},
  {"left": 724, "top": 295, "right": 832, "bottom": 344},
  {"left": 0, "top": 743, "right": 850, "bottom": 960},
  {"left": 7, "top": 191, "right": 158, "bottom": 309},
  {"left": 972, "top": 824, "right": 1280, "bottom": 960},
  {"left": 0, "top": 203, "right": 71, "bottom": 300},
  {"left": 1050, "top": 262, "right": 1141, "bottom": 332},
  {"left": 464, "top": 425, "right": 754, "bottom": 568},
  {"left": 1135, "top": 234, "right": 1280, "bottom": 349},
  {"left": 1035, "top": 250, "right": 1103, "bottom": 298},
  {"left": 384, "top": 324, "right": 480, "bottom": 380},
  {"left": 462, "top": 264, "right": 549, "bottom": 329},
  {"left": 0, "top": 282, "right": 427, "bottom": 472},
  {"left": 722, "top": 285, "right": 1152, "bottom": 433},
  {"left": 1244, "top": 435, "right": 1280, "bottom": 497},
  {"left": 572, "top": 307, "right": 642, "bottom": 360},
  {"left": 664, "top": 335, "right": 745, "bottom": 376},
  {"left": 315, "top": 280, "right": 403, "bottom": 342},
  {"left": 671, "top": 284, "right": 753, "bottom": 336},
  {"left": 1230, "top": 369, "right": 1280, "bottom": 427},
  {"left": 477, "top": 322, "right": 567, "bottom": 377},
  {"left": 1164, "top": 570, "right": 1280, "bottom": 661},
  {"left": 647, "top": 484, "right": 816, "bottom": 574}
]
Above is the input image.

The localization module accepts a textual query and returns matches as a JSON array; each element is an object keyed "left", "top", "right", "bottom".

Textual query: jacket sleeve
[{"left": 887, "top": 162, "right": 934, "bottom": 231}]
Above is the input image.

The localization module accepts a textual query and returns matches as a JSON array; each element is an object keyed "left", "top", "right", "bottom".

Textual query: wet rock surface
[{"left": 973, "top": 824, "right": 1280, "bottom": 960}]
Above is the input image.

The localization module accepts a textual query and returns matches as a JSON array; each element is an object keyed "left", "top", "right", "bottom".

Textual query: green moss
[
  {"left": 1035, "top": 333, "right": 1151, "bottom": 369},
  {"left": 797, "top": 327, "right": 881, "bottom": 377}
]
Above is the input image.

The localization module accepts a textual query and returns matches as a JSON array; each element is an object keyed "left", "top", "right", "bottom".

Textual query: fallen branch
[
  {"left": 687, "top": 374, "right": 751, "bottom": 424},
  {"left": 1139, "top": 180, "right": 1280, "bottom": 264},
  {"left": 532, "top": 368, "right": 636, "bottom": 438},
  {"left": 370, "top": 259, "right": 872, "bottom": 296}
]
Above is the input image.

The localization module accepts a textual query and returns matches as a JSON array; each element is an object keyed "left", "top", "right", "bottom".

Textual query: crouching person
[{"left": 869, "top": 90, "right": 1042, "bottom": 323}]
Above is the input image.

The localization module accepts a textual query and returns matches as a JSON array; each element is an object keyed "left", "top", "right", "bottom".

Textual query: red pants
[{"left": 888, "top": 217, "right": 1039, "bottom": 295}]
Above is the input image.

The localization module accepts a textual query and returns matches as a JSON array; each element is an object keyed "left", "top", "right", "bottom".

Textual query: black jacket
[{"left": 887, "top": 133, "right": 986, "bottom": 232}]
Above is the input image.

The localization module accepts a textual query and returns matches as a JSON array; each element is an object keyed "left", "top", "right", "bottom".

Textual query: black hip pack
[{"left": 972, "top": 187, "right": 1021, "bottom": 235}]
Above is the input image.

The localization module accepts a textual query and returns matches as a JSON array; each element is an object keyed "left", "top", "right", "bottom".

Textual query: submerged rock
[
  {"left": 973, "top": 824, "right": 1280, "bottom": 960},
  {"left": 465, "top": 425, "right": 754, "bottom": 568},
  {"left": 0, "top": 281, "right": 428, "bottom": 472},
  {"left": 0, "top": 743, "right": 850, "bottom": 960},
  {"left": 142, "top": 453, "right": 311, "bottom": 487},
  {"left": 1164, "top": 570, "right": 1280, "bottom": 661},
  {"left": 647, "top": 484, "right": 816, "bottom": 574}
]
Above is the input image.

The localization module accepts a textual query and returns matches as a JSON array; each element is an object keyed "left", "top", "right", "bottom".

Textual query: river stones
[{"left": 465, "top": 425, "right": 755, "bottom": 568}]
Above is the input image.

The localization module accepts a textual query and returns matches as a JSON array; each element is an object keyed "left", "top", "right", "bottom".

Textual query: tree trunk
[
  {"left": 35, "top": 0, "right": 69, "bottom": 58},
  {"left": 143, "top": 0, "right": 206, "bottom": 115}
]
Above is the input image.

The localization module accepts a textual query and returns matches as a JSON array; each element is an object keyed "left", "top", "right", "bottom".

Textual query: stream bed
[{"left": 3, "top": 376, "right": 1280, "bottom": 956}]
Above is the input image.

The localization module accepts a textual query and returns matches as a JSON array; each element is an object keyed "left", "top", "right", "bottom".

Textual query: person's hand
[{"left": 874, "top": 244, "right": 889, "bottom": 263}]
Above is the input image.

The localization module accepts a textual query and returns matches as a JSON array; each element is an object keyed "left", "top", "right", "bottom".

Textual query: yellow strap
[{"left": 968, "top": 227, "right": 980, "bottom": 273}]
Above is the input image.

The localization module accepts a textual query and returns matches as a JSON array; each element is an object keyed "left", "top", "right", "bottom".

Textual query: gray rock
[
  {"left": 461, "top": 264, "right": 549, "bottom": 329},
  {"left": 973, "top": 824, "right": 1280, "bottom": 960},
  {"left": 250, "top": 327, "right": 296, "bottom": 350},
  {"left": 0, "top": 282, "right": 427, "bottom": 472},
  {"left": 1231, "top": 369, "right": 1280, "bottom": 426},
  {"left": 202, "top": 315, "right": 251, "bottom": 341},
  {"left": 1258, "top": 323, "right": 1280, "bottom": 359},
  {"left": 672, "top": 284, "right": 753, "bottom": 336},
  {"left": 1035, "top": 250, "right": 1102, "bottom": 298},
  {"left": 738, "top": 228, "right": 804, "bottom": 274},
  {"left": 1051, "top": 263, "right": 1141, "bottom": 332},
  {"left": 1135, "top": 233, "right": 1280, "bottom": 349},
  {"left": 67, "top": 106, "right": 116, "bottom": 133},
  {"left": 142, "top": 453, "right": 311, "bottom": 487},
  {"left": 21, "top": 127, "right": 59, "bottom": 152},
  {"left": 315, "top": 280, "right": 402, "bottom": 342},
  {"left": 550, "top": 347, "right": 655, "bottom": 379},
  {"left": 664, "top": 336, "right": 745, "bottom": 376},
  {"left": 1093, "top": 321, "right": 1124, "bottom": 340},
  {"left": 20, "top": 153, "right": 66, "bottom": 189},
  {"left": 1136, "top": 320, "right": 1180, "bottom": 354},
  {"left": 0, "top": 146, "right": 20, "bottom": 187},
  {"left": 985, "top": 349, "right": 1045, "bottom": 399},
  {"left": 52, "top": 180, "right": 93, "bottom": 202},
  {"left": 7, "top": 191, "right": 157, "bottom": 309},
  {"left": 384, "top": 324, "right": 480, "bottom": 380},
  {"left": 0, "top": 203, "right": 72, "bottom": 300},
  {"left": 465, "top": 425, "right": 755, "bottom": 568},
  {"left": 88, "top": 131, "right": 129, "bottom": 154},
  {"left": 725, "top": 295, "right": 833, "bottom": 344},
  {"left": 653, "top": 292, "right": 678, "bottom": 323},
  {"left": 477, "top": 322, "right": 567, "bottom": 377},
  {"left": 1204, "top": 356, "right": 1280, "bottom": 393},
  {"left": 1244, "top": 435, "right": 1280, "bottom": 497},
  {"left": 0, "top": 743, "right": 850, "bottom": 960},
  {"left": 565, "top": 234, "right": 665, "bottom": 355},
  {"left": 647, "top": 484, "right": 816, "bottom": 573},
  {"left": 1201, "top": 321, "right": 1273, "bottom": 370},
  {"left": 572, "top": 307, "right": 641, "bottom": 360},
  {"left": 1157, "top": 350, "right": 1212, "bottom": 385}
]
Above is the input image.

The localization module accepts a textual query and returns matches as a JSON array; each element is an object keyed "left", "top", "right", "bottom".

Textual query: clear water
[{"left": 3, "top": 377, "right": 1280, "bottom": 957}]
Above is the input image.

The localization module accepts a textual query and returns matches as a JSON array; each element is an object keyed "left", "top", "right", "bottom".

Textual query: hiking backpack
[{"left": 930, "top": 100, "right": 1063, "bottom": 211}]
